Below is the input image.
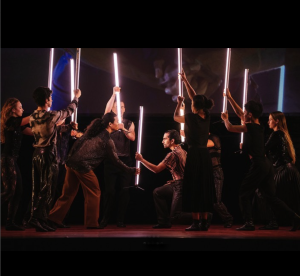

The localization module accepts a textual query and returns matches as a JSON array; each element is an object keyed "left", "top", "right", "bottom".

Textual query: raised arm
[
  {"left": 225, "top": 88, "right": 244, "bottom": 120},
  {"left": 179, "top": 68, "right": 196, "bottom": 101},
  {"left": 135, "top": 152, "right": 166, "bottom": 173},
  {"left": 104, "top": 86, "right": 119, "bottom": 114},
  {"left": 221, "top": 110, "right": 247, "bottom": 133},
  {"left": 118, "top": 121, "right": 135, "bottom": 141}
]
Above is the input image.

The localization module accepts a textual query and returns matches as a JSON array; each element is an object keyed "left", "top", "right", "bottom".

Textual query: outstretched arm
[
  {"left": 179, "top": 68, "right": 196, "bottom": 101},
  {"left": 104, "top": 86, "right": 119, "bottom": 114},
  {"left": 225, "top": 88, "right": 244, "bottom": 120},
  {"left": 20, "top": 115, "right": 30, "bottom": 126},
  {"left": 106, "top": 140, "right": 139, "bottom": 174},
  {"left": 135, "top": 152, "right": 166, "bottom": 173},
  {"left": 22, "top": 127, "right": 33, "bottom": 136}
]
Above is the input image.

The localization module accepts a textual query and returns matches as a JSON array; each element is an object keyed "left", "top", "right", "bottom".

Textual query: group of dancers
[{"left": 1, "top": 68, "right": 300, "bottom": 232}]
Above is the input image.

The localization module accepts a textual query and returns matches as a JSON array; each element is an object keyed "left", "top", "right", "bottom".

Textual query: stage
[{"left": 1, "top": 223, "right": 300, "bottom": 251}]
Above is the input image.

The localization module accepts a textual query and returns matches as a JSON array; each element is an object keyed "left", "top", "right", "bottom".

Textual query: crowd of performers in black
[{"left": 1, "top": 69, "right": 300, "bottom": 232}]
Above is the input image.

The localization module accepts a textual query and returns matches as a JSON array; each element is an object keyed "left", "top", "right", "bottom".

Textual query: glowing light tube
[
  {"left": 135, "top": 106, "right": 144, "bottom": 186},
  {"left": 113, "top": 53, "right": 122, "bottom": 124},
  {"left": 240, "top": 69, "right": 249, "bottom": 148},
  {"left": 222, "top": 48, "right": 231, "bottom": 113},
  {"left": 178, "top": 48, "right": 185, "bottom": 142},
  {"left": 277, "top": 65, "right": 285, "bottom": 111},
  {"left": 178, "top": 48, "right": 183, "bottom": 97},
  {"left": 73, "top": 48, "right": 81, "bottom": 123},
  {"left": 48, "top": 48, "right": 54, "bottom": 90},
  {"left": 70, "top": 58, "right": 75, "bottom": 122}
]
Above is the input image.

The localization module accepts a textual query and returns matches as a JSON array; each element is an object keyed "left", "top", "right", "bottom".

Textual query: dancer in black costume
[
  {"left": 258, "top": 111, "right": 300, "bottom": 230},
  {"left": 1, "top": 98, "right": 33, "bottom": 230},
  {"left": 221, "top": 89, "right": 300, "bottom": 231},
  {"left": 174, "top": 69, "right": 216, "bottom": 231}
]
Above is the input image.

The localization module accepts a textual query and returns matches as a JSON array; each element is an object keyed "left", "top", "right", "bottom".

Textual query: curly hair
[{"left": 1, "top": 98, "right": 20, "bottom": 143}]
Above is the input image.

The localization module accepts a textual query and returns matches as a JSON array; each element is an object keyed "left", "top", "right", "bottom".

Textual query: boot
[
  {"left": 259, "top": 220, "right": 279, "bottom": 230},
  {"left": 206, "top": 213, "right": 213, "bottom": 229},
  {"left": 236, "top": 221, "right": 255, "bottom": 231},
  {"left": 290, "top": 213, "right": 300, "bottom": 231},
  {"left": 5, "top": 220, "right": 25, "bottom": 231},
  {"left": 99, "top": 220, "right": 108, "bottom": 229},
  {"left": 199, "top": 219, "right": 208, "bottom": 231},
  {"left": 28, "top": 218, "right": 48, "bottom": 232},
  {"left": 185, "top": 220, "right": 201, "bottom": 231}
]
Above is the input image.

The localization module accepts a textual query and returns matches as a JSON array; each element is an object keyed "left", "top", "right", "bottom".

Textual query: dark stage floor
[{"left": 1, "top": 224, "right": 300, "bottom": 251}]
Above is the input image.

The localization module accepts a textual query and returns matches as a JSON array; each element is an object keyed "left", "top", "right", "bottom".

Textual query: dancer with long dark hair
[
  {"left": 48, "top": 112, "right": 140, "bottom": 229},
  {"left": 174, "top": 69, "right": 216, "bottom": 231},
  {"left": 258, "top": 111, "right": 300, "bottom": 229},
  {"left": 221, "top": 89, "right": 300, "bottom": 231}
]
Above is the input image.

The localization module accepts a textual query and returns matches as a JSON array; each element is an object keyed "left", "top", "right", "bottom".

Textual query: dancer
[
  {"left": 180, "top": 130, "right": 231, "bottom": 227},
  {"left": 221, "top": 88, "right": 300, "bottom": 231},
  {"left": 99, "top": 86, "right": 136, "bottom": 228},
  {"left": 174, "top": 69, "right": 216, "bottom": 231},
  {"left": 208, "top": 132, "right": 234, "bottom": 228},
  {"left": 28, "top": 86, "right": 81, "bottom": 232},
  {"left": 135, "top": 129, "right": 192, "bottom": 228},
  {"left": 54, "top": 120, "right": 83, "bottom": 227},
  {"left": 258, "top": 111, "right": 300, "bottom": 230},
  {"left": 48, "top": 112, "right": 140, "bottom": 229},
  {"left": 1, "top": 98, "right": 33, "bottom": 230}
]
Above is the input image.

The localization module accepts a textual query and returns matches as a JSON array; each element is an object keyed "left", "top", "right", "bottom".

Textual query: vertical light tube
[
  {"left": 178, "top": 48, "right": 185, "bottom": 142},
  {"left": 240, "top": 69, "right": 249, "bottom": 148},
  {"left": 70, "top": 58, "right": 75, "bottom": 122},
  {"left": 48, "top": 48, "right": 54, "bottom": 90},
  {"left": 277, "top": 65, "right": 285, "bottom": 112},
  {"left": 222, "top": 48, "right": 231, "bottom": 113},
  {"left": 73, "top": 48, "right": 81, "bottom": 123},
  {"left": 113, "top": 53, "right": 122, "bottom": 124},
  {"left": 135, "top": 106, "right": 144, "bottom": 186}
]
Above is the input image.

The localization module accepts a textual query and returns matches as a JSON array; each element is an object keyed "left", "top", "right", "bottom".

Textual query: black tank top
[
  {"left": 110, "top": 118, "right": 132, "bottom": 157},
  {"left": 243, "top": 123, "right": 266, "bottom": 160}
]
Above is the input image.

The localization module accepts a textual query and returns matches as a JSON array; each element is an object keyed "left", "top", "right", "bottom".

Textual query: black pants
[
  {"left": 29, "top": 145, "right": 58, "bottom": 223},
  {"left": 101, "top": 156, "right": 133, "bottom": 224},
  {"left": 153, "top": 180, "right": 192, "bottom": 225},
  {"left": 1, "top": 155, "right": 23, "bottom": 223},
  {"left": 239, "top": 157, "right": 296, "bottom": 223},
  {"left": 213, "top": 167, "right": 233, "bottom": 223}
]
